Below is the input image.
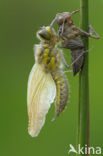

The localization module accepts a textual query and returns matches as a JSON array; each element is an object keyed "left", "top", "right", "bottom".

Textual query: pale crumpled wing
[{"left": 27, "top": 64, "right": 56, "bottom": 137}]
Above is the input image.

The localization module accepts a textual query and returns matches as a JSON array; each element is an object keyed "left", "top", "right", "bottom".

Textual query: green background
[{"left": 0, "top": 0, "right": 103, "bottom": 156}]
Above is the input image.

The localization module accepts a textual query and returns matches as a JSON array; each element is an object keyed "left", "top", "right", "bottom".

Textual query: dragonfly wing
[{"left": 27, "top": 64, "right": 56, "bottom": 137}]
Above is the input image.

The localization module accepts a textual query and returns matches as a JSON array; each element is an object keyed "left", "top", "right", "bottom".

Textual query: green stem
[{"left": 77, "top": 1, "right": 90, "bottom": 156}]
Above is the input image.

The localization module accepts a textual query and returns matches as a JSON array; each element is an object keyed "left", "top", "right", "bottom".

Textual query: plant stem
[{"left": 77, "top": 0, "right": 90, "bottom": 156}]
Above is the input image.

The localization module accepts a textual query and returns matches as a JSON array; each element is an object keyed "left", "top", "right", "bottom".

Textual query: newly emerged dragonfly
[
  {"left": 50, "top": 9, "right": 99, "bottom": 75},
  {"left": 27, "top": 26, "right": 69, "bottom": 137},
  {"left": 27, "top": 23, "right": 92, "bottom": 137}
]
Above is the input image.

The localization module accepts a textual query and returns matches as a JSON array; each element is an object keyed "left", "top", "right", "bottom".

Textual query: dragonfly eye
[
  {"left": 39, "top": 33, "right": 50, "bottom": 40},
  {"left": 38, "top": 27, "right": 52, "bottom": 40}
]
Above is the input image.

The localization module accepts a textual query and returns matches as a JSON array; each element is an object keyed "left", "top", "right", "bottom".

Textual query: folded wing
[{"left": 27, "top": 64, "right": 56, "bottom": 137}]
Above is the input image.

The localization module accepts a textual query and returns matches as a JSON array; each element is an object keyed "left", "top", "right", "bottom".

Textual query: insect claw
[
  {"left": 89, "top": 24, "right": 100, "bottom": 39},
  {"left": 70, "top": 8, "right": 80, "bottom": 16}
]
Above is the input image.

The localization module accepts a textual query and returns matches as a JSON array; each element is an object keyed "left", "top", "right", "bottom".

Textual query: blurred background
[{"left": 0, "top": 0, "right": 103, "bottom": 156}]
